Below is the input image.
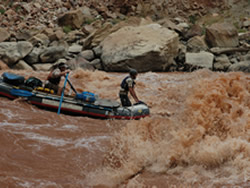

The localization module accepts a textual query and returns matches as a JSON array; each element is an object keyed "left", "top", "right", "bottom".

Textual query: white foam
[
  {"left": 0, "top": 108, "right": 16, "bottom": 119},
  {"left": 0, "top": 122, "right": 53, "bottom": 130},
  {"left": 74, "top": 136, "right": 109, "bottom": 151},
  {"left": 60, "top": 124, "right": 78, "bottom": 131},
  {"left": 13, "top": 131, "right": 71, "bottom": 147}
]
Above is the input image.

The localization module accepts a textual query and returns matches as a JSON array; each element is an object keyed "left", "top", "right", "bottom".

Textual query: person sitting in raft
[
  {"left": 44, "top": 62, "right": 70, "bottom": 95},
  {"left": 119, "top": 69, "right": 140, "bottom": 107}
]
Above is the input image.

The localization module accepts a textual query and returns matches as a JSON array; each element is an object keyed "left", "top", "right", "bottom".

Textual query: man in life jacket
[
  {"left": 119, "top": 69, "right": 140, "bottom": 107},
  {"left": 44, "top": 62, "right": 70, "bottom": 95}
]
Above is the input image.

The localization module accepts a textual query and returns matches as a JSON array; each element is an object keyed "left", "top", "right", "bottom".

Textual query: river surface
[{"left": 0, "top": 68, "right": 249, "bottom": 188}]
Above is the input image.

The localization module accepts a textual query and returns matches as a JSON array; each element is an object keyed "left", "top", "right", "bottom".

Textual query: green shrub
[
  {"left": 233, "top": 22, "right": 239, "bottom": 29},
  {"left": 111, "top": 18, "right": 120, "bottom": 25},
  {"left": 0, "top": 9, "right": 5, "bottom": 14},
  {"left": 63, "top": 26, "right": 72, "bottom": 33},
  {"left": 84, "top": 18, "right": 95, "bottom": 25},
  {"left": 238, "top": 28, "right": 247, "bottom": 33},
  {"left": 15, "top": 5, "right": 21, "bottom": 12},
  {"left": 189, "top": 15, "right": 198, "bottom": 24}
]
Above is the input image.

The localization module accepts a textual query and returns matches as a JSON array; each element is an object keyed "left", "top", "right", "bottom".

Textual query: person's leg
[
  {"left": 45, "top": 82, "right": 59, "bottom": 95},
  {"left": 120, "top": 94, "right": 131, "bottom": 107},
  {"left": 57, "top": 87, "right": 62, "bottom": 95}
]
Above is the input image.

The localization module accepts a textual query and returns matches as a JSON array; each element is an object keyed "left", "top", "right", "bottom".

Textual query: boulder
[
  {"left": 64, "top": 30, "right": 86, "bottom": 43},
  {"left": 0, "top": 41, "right": 33, "bottom": 66},
  {"left": 67, "top": 55, "right": 95, "bottom": 71},
  {"left": 68, "top": 44, "right": 82, "bottom": 54},
  {"left": 28, "top": 33, "right": 50, "bottom": 47},
  {"left": 92, "top": 45, "right": 102, "bottom": 57},
  {"left": 100, "top": 23, "right": 179, "bottom": 72},
  {"left": 51, "top": 29, "right": 66, "bottom": 41},
  {"left": 0, "top": 28, "right": 10, "bottom": 42},
  {"left": 227, "top": 61, "right": 250, "bottom": 72},
  {"left": 157, "top": 18, "right": 181, "bottom": 33},
  {"left": 184, "top": 24, "right": 203, "bottom": 39},
  {"left": 90, "top": 59, "right": 102, "bottom": 70},
  {"left": 57, "top": 9, "right": 84, "bottom": 29},
  {"left": 185, "top": 51, "right": 214, "bottom": 69},
  {"left": 79, "top": 50, "right": 95, "bottom": 61},
  {"left": 40, "top": 46, "right": 67, "bottom": 63},
  {"left": 77, "top": 56, "right": 95, "bottom": 71},
  {"left": 24, "top": 47, "right": 44, "bottom": 65},
  {"left": 205, "top": 23, "right": 239, "bottom": 47},
  {"left": 187, "top": 35, "right": 208, "bottom": 52},
  {"left": 81, "top": 17, "right": 153, "bottom": 48},
  {"left": 213, "top": 54, "right": 231, "bottom": 71},
  {"left": 12, "top": 60, "right": 33, "bottom": 70}
]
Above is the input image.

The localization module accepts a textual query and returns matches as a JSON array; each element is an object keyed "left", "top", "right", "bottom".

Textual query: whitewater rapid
[{"left": 0, "top": 69, "right": 249, "bottom": 187}]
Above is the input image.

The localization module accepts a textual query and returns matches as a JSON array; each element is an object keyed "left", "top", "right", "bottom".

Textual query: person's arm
[
  {"left": 129, "top": 87, "right": 139, "bottom": 103},
  {"left": 127, "top": 78, "right": 139, "bottom": 103},
  {"left": 60, "top": 69, "right": 70, "bottom": 77},
  {"left": 51, "top": 69, "right": 70, "bottom": 78}
]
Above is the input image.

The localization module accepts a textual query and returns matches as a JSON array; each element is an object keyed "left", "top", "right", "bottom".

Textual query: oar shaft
[
  {"left": 57, "top": 73, "right": 69, "bottom": 115},
  {"left": 67, "top": 79, "right": 77, "bottom": 94}
]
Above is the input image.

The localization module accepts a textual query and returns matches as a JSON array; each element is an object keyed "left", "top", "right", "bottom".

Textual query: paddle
[
  {"left": 57, "top": 73, "right": 69, "bottom": 115},
  {"left": 67, "top": 79, "right": 78, "bottom": 94}
]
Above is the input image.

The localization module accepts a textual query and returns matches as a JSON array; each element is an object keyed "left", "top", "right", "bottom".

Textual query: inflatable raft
[{"left": 0, "top": 72, "right": 150, "bottom": 120}]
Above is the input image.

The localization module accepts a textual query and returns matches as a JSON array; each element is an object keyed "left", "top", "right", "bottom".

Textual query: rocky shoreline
[{"left": 0, "top": 0, "right": 249, "bottom": 73}]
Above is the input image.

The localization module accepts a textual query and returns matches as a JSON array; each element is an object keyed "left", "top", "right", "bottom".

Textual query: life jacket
[
  {"left": 120, "top": 76, "right": 135, "bottom": 92},
  {"left": 48, "top": 76, "right": 61, "bottom": 85},
  {"left": 47, "top": 69, "right": 61, "bottom": 85}
]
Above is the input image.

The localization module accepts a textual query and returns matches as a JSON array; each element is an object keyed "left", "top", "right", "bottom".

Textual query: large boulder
[
  {"left": 24, "top": 47, "right": 44, "bottom": 65},
  {"left": 205, "top": 23, "right": 239, "bottom": 47},
  {"left": 0, "top": 41, "right": 33, "bottom": 66},
  {"left": 40, "top": 46, "right": 67, "bottom": 63},
  {"left": 80, "top": 17, "right": 153, "bottom": 48},
  {"left": 100, "top": 23, "right": 179, "bottom": 72}
]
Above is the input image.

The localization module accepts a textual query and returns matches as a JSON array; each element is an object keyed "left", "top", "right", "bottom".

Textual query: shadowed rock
[{"left": 205, "top": 23, "right": 239, "bottom": 47}]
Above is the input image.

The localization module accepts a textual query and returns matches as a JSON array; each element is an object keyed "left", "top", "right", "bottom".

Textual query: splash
[{"left": 86, "top": 70, "right": 250, "bottom": 187}]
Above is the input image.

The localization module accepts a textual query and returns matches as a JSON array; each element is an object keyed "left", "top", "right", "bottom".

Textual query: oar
[
  {"left": 67, "top": 79, "right": 78, "bottom": 94},
  {"left": 57, "top": 73, "right": 69, "bottom": 115}
]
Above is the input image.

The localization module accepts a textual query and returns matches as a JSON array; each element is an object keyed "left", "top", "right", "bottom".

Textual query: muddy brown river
[{"left": 0, "top": 69, "right": 249, "bottom": 187}]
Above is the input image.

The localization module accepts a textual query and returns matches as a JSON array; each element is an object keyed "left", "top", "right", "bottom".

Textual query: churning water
[{"left": 0, "top": 69, "right": 249, "bottom": 187}]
